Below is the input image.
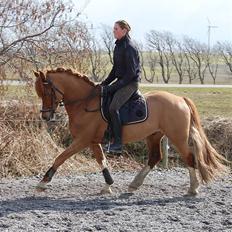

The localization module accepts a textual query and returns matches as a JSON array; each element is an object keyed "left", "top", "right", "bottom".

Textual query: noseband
[{"left": 40, "top": 79, "right": 100, "bottom": 116}]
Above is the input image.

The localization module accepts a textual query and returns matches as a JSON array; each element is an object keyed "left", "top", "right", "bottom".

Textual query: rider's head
[{"left": 113, "top": 20, "right": 131, "bottom": 40}]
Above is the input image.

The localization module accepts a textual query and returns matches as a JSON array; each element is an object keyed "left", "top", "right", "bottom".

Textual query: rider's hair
[{"left": 115, "top": 20, "right": 131, "bottom": 34}]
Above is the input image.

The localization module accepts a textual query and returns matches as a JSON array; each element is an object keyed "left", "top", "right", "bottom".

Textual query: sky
[{"left": 75, "top": 0, "right": 232, "bottom": 45}]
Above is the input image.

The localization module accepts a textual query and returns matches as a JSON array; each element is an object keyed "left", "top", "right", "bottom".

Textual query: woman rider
[{"left": 101, "top": 20, "right": 141, "bottom": 154}]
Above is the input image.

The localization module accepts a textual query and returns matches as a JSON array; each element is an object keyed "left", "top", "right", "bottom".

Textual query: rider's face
[{"left": 113, "top": 23, "right": 127, "bottom": 40}]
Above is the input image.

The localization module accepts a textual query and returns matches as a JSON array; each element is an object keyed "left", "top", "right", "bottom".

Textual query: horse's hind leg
[
  {"left": 174, "top": 140, "right": 200, "bottom": 195},
  {"left": 91, "top": 143, "right": 113, "bottom": 194},
  {"left": 184, "top": 151, "right": 200, "bottom": 195},
  {"left": 128, "top": 132, "right": 163, "bottom": 192},
  {"left": 187, "top": 166, "right": 200, "bottom": 195}
]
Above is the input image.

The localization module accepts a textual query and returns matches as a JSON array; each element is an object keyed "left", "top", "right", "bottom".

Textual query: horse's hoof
[
  {"left": 100, "top": 187, "right": 112, "bottom": 195},
  {"left": 36, "top": 182, "right": 47, "bottom": 192},
  {"left": 186, "top": 189, "right": 199, "bottom": 197},
  {"left": 128, "top": 185, "right": 138, "bottom": 192}
]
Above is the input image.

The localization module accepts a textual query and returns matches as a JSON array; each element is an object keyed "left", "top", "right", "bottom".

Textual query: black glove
[
  {"left": 102, "top": 85, "right": 110, "bottom": 97},
  {"left": 100, "top": 81, "right": 107, "bottom": 86}
]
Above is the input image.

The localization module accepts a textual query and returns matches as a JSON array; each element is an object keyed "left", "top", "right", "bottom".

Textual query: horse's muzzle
[{"left": 41, "top": 111, "right": 54, "bottom": 122}]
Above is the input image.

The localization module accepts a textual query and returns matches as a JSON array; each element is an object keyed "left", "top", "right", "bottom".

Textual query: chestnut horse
[{"left": 34, "top": 68, "right": 228, "bottom": 195}]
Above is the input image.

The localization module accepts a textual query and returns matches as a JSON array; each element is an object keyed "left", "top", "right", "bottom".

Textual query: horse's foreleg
[
  {"left": 91, "top": 144, "right": 114, "bottom": 194},
  {"left": 36, "top": 139, "right": 87, "bottom": 191}
]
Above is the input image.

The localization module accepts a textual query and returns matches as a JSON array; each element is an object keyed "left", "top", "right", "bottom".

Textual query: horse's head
[{"left": 34, "top": 71, "right": 64, "bottom": 121}]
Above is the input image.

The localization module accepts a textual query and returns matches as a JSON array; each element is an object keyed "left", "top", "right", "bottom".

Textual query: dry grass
[
  {"left": 203, "top": 116, "right": 232, "bottom": 162},
  {"left": 0, "top": 101, "right": 98, "bottom": 178},
  {"left": 0, "top": 97, "right": 231, "bottom": 178},
  {"left": 0, "top": 100, "right": 141, "bottom": 178}
]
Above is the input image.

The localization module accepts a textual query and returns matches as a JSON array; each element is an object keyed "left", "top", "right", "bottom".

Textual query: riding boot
[
  {"left": 107, "top": 110, "right": 122, "bottom": 154},
  {"left": 102, "top": 124, "right": 111, "bottom": 145}
]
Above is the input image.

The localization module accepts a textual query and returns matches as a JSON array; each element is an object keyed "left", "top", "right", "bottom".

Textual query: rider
[{"left": 101, "top": 20, "right": 141, "bottom": 154}]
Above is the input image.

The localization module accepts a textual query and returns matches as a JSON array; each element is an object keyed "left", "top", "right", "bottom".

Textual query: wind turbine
[{"left": 207, "top": 17, "right": 218, "bottom": 52}]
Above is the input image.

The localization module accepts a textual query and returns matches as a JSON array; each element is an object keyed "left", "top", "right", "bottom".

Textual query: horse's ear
[
  {"left": 34, "top": 71, "right": 44, "bottom": 98},
  {"left": 39, "top": 71, "right": 46, "bottom": 82},
  {"left": 33, "top": 71, "right": 40, "bottom": 78}
]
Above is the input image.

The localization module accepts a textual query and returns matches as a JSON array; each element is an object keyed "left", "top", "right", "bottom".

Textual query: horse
[{"left": 34, "top": 68, "right": 229, "bottom": 195}]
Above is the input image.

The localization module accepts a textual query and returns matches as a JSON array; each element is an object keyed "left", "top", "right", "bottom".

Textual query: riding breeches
[{"left": 109, "top": 81, "right": 139, "bottom": 114}]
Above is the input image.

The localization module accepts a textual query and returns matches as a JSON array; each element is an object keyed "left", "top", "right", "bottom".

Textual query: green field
[
  {"left": 97, "top": 52, "right": 232, "bottom": 85},
  {"left": 0, "top": 85, "right": 231, "bottom": 118},
  {"left": 140, "top": 87, "right": 232, "bottom": 118}
]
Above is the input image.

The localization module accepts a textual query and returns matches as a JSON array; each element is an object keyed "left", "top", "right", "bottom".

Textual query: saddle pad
[{"left": 100, "top": 88, "right": 148, "bottom": 125}]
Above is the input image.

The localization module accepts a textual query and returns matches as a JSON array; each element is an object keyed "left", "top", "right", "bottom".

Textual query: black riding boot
[{"left": 108, "top": 110, "right": 122, "bottom": 154}]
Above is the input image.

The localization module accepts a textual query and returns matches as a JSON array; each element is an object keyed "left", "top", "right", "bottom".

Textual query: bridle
[
  {"left": 40, "top": 79, "right": 64, "bottom": 114},
  {"left": 40, "top": 78, "right": 100, "bottom": 117}
]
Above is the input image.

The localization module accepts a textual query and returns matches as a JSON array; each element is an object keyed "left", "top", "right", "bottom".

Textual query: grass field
[
  {"left": 140, "top": 86, "right": 232, "bottom": 117},
  {"left": 0, "top": 85, "right": 231, "bottom": 118}
]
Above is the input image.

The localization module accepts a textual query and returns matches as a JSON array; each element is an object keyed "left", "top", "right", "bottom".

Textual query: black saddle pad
[{"left": 100, "top": 87, "right": 148, "bottom": 125}]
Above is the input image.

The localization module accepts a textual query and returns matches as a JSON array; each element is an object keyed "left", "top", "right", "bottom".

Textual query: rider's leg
[
  {"left": 108, "top": 81, "right": 138, "bottom": 154},
  {"left": 108, "top": 109, "right": 122, "bottom": 153}
]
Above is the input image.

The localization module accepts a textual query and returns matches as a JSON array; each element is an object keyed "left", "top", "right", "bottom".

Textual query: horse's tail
[{"left": 183, "top": 97, "right": 229, "bottom": 183}]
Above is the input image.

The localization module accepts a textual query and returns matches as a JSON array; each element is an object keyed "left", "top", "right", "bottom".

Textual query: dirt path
[{"left": 0, "top": 168, "right": 232, "bottom": 232}]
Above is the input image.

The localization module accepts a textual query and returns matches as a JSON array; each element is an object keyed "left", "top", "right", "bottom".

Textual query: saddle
[{"left": 100, "top": 87, "right": 148, "bottom": 125}]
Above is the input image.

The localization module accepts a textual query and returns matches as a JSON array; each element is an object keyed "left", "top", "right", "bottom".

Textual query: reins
[{"left": 41, "top": 78, "right": 101, "bottom": 115}]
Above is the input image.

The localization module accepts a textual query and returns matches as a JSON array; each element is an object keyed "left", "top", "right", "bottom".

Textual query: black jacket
[{"left": 102, "top": 35, "right": 141, "bottom": 92}]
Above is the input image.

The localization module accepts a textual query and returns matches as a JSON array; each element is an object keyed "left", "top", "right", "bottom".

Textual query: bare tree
[
  {"left": 86, "top": 33, "right": 109, "bottom": 82},
  {"left": 135, "top": 41, "right": 150, "bottom": 82},
  {"left": 101, "top": 24, "right": 114, "bottom": 65},
  {"left": 183, "top": 51, "right": 198, "bottom": 84},
  {"left": 0, "top": 0, "right": 72, "bottom": 65},
  {"left": 54, "top": 21, "right": 90, "bottom": 72},
  {"left": 207, "top": 46, "right": 219, "bottom": 84},
  {"left": 183, "top": 37, "right": 209, "bottom": 84},
  {"left": 216, "top": 41, "right": 232, "bottom": 75},
  {"left": 0, "top": 0, "right": 74, "bottom": 83},
  {"left": 164, "top": 33, "right": 185, "bottom": 84},
  {"left": 146, "top": 30, "right": 173, "bottom": 84},
  {"left": 147, "top": 50, "right": 158, "bottom": 83},
  {"left": 0, "top": 0, "right": 94, "bottom": 82}
]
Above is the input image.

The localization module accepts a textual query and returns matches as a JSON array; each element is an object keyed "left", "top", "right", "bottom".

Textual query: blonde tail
[{"left": 183, "top": 97, "right": 229, "bottom": 183}]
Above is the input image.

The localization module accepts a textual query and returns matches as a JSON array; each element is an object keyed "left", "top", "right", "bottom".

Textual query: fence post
[{"left": 162, "top": 136, "right": 169, "bottom": 168}]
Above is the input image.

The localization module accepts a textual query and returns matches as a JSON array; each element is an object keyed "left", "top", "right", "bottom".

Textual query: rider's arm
[
  {"left": 108, "top": 46, "right": 139, "bottom": 92},
  {"left": 101, "top": 66, "right": 116, "bottom": 86}
]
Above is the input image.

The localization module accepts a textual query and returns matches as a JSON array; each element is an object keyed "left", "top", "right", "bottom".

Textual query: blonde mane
[{"left": 46, "top": 68, "right": 95, "bottom": 87}]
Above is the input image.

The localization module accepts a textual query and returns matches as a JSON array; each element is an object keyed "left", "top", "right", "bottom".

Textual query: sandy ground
[{"left": 0, "top": 168, "right": 232, "bottom": 232}]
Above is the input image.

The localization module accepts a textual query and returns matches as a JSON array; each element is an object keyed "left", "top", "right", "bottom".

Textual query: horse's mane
[{"left": 46, "top": 68, "right": 95, "bottom": 87}]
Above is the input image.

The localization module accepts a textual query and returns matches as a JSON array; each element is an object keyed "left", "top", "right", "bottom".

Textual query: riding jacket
[{"left": 102, "top": 34, "right": 141, "bottom": 93}]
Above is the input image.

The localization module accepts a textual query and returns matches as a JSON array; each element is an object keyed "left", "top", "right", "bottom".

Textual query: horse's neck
[
  {"left": 56, "top": 75, "right": 99, "bottom": 118},
  {"left": 59, "top": 75, "right": 94, "bottom": 101}
]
